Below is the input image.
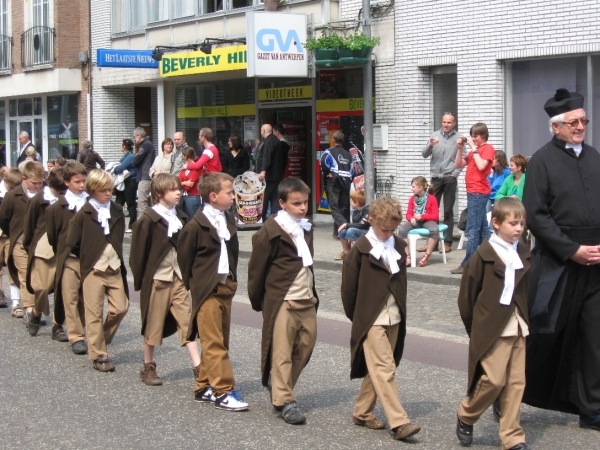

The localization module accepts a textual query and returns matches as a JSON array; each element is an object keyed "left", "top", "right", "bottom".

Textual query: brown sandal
[{"left": 419, "top": 253, "right": 431, "bottom": 267}]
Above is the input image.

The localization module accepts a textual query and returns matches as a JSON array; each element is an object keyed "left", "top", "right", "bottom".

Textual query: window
[
  {"left": 173, "top": 0, "right": 195, "bottom": 18},
  {"left": 0, "top": 0, "right": 9, "bottom": 71},
  {"left": 32, "top": 0, "right": 50, "bottom": 27},
  {"left": 203, "top": 0, "right": 224, "bottom": 14},
  {"left": 129, "top": 0, "right": 148, "bottom": 29},
  {"left": 0, "top": 0, "right": 8, "bottom": 34},
  {"left": 148, "top": 0, "right": 169, "bottom": 23},
  {"left": 232, "top": 0, "right": 253, "bottom": 8},
  {"left": 431, "top": 66, "right": 457, "bottom": 131}
]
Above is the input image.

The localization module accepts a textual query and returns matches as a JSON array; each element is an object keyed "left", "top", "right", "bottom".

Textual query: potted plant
[
  {"left": 304, "top": 32, "right": 343, "bottom": 68},
  {"left": 338, "top": 32, "right": 381, "bottom": 66}
]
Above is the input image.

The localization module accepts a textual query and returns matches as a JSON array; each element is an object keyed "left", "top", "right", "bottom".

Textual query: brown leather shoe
[
  {"left": 393, "top": 422, "right": 421, "bottom": 440},
  {"left": 93, "top": 355, "right": 115, "bottom": 372},
  {"left": 439, "top": 243, "right": 452, "bottom": 253},
  {"left": 416, "top": 245, "right": 427, "bottom": 253},
  {"left": 140, "top": 361, "right": 163, "bottom": 386},
  {"left": 352, "top": 416, "right": 386, "bottom": 429},
  {"left": 450, "top": 265, "right": 464, "bottom": 275}
]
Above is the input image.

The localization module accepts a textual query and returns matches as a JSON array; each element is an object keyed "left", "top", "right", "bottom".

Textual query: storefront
[{"left": 0, "top": 93, "right": 80, "bottom": 166}]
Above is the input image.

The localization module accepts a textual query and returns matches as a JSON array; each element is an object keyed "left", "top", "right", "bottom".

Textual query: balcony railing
[
  {"left": 0, "top": 34, "right": 11, "bottom": 72},
  {"left": 21, "top": 26, "right": 55, "bottom": 68}
]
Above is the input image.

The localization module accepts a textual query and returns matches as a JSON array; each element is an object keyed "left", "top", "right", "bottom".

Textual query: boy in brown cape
[
  {"left": 130, "top": 173, "right": 200, "bottom": 386},
  {"left": 456, "top": 197, "right": 531, "bottom": 450},
  {"left": 46, "top": 161, "right": 89, "bottom": 355},
  {"left": 0, "top": 168, "right": 23, "bottom": 309},
  {"left": 66, "top": 169, "right": 129, "bottom": 372},
  {"left": 248, "top": 177, "right": 318, "bottom": 425},
  {"left": 177, "top": 172, "right": 248, "bottom": 411},
  {"left": 341, "top": 196, "right": 421, "bottom": 441},
  {"left": 22, "top": 167, "right": 68, "bottom": 340},
  {"left": 0, "top": 161, "right": 44, "bottom": 320}
]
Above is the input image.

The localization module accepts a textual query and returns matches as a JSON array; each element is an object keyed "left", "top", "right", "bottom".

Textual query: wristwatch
[{"left": 473, "top": 150, "right": 479, "bottom": 155}]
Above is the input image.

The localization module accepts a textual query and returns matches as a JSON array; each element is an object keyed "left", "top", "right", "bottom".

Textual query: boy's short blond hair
[
  {"left": 5, "top": 168, "right": 23, "bottom": 188},
  {"left": 369, "top": 197, "right": 402, "bottom": 224},
  {"left": 22, "top": 161, "right": 44, "bottom": 179},
  {"left": 492, "top": 197, "right": 526, "bottom": 225},
  {"left": 151, "top": 173, "right": 181, "bottom": 204},
  {"left": 85, "top": 169, "right": 114, "bottom": 194},
  {"left": 349, "top": 189, "right": 366, "bottom": 207},
  {"left": 199, "top": 172, "right": 233, "bottom": 203}
]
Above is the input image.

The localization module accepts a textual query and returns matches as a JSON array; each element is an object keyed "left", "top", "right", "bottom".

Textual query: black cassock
[{"left": 523, "top": 136, "right": 600, "bottom": 416}]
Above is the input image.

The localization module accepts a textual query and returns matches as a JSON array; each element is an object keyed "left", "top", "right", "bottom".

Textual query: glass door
[{"left": 10, "top": 119, "right": 33, "bottom": 165}]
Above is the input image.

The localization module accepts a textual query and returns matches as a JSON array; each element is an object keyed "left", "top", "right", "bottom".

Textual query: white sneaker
[
  {"left": 194, "top": 386, "right": 215, "bottom": 403},
  {"left": 214, "top": 390, "right": 249, "bottom": 411},
  {"left": 125, "top": 229, "right": 132, "bottom": 233}
]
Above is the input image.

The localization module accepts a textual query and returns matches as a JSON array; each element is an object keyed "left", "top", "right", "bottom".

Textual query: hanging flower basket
[
  {"left": 337, "top": 46, "right": 374, "bottom": 66},
  {"left": 304, "top": 32, "right": 344, "bottom": 69},
  {"left": 314, "top": 48, "right": 342, "bottom": 68}
]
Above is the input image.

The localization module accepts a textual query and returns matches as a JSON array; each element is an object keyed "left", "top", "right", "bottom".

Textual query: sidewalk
[{"left": 237, "top": 214, "right": 465, "bottom": 286}]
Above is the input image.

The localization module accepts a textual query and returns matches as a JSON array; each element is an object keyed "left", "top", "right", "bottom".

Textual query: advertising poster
[
  {"left": 233, "top": 171, "right": 266, "bottom": 225},
  {"left": 281, "top": 120, "right": 307, "bottom": 181},
  {"left": 319, "top": 71, "right": 338, "bottom": 99}
]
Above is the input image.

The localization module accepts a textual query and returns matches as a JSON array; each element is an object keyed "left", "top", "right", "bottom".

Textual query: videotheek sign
[{"left": 246, "top": 11, "right": 308, "bottom": 77}]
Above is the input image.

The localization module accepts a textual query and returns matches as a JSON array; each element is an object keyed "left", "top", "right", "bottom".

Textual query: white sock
[{"left": 10, "top": 284, "right": 20, "bottom": 307}]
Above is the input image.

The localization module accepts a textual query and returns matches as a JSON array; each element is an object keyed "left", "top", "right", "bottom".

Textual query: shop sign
[
  {"left": 316, "top": 98, "right": 377, "bottom": 113},
  {"left": 97, "top": 49, "right": 159, "bottom": 68},
  {"left": 160, "top": 45, "right": 247, "bottom": 77},
  {"left": 258, "top": 85, "right": 312, "bottom": 101},
  {"left": 177, "top": 104, "right": 255, "bottom": 118},
  {"left": 246, "top": 11, "right": 308, "bottom": 77}
]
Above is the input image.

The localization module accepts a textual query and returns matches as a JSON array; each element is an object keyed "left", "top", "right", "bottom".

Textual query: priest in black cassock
[{"left": 522, "top": 88, "right": 600, "bottom": 430}]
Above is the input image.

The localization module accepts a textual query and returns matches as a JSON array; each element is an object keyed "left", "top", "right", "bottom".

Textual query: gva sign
[
  {"left": 256, "top": 29, "right": 303, "bottom": 53},
  {"left": 247, "top": 11, "right": 308, "bottom": 77}
]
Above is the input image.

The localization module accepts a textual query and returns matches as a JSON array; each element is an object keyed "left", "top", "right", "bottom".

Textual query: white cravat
[
  {"left": 275, "top": 210, "right": 313, "bottom": 267},
  {"left": 65, "top": 190, "right": 88, "bottom": 211},
  {"left": 365, "top": 228, "right": 401, "bottom": 275},
  {"left": 489, "top": 233, "right": 523, "bottom": 305},
  {"left": 43, "top": 186, "right": 58, "bottom": 205},
  {"left": 203, "top": 204, "right": 230, "bottom": 275},
  {"left": 565, "top": 142, "right": 583, "bottom": 157},
  {"left": 88, "top": 198, "right": 111, "bottom": 235},
  {"left": 22, "top": 183, "right": 36, "bottom": 199},
  {"left": 152, "top": 203, "right": 183, "bottom": 237}
]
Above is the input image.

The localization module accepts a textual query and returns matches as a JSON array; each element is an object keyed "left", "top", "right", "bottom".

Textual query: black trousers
[
  {"left": 262, "top": 181, "right": 280, "bottom": 222},
  {"left": 431, "top": 176, "right": 457, "bottom": 246},
  {"left": 115, "top": 177, "right": 138, "bottom": 228},
  {"left": 326, "top": 179, "right": 350, "bottom": 236}
]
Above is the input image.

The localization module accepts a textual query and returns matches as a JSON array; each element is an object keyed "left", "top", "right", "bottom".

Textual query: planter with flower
[
  {"left": 304, "top": 32, "right": 344, "bottom": 68},
  {"left": 337, "top": 32, "right": 380, "bottom": 66}
]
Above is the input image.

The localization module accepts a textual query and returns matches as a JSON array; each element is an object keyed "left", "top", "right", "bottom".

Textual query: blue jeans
[
  {"left": 461, "top": 193, "right": 491, "bottom": 267},
  {"left": 183, "top": 195, "right": 201, "bottom": 219},
  {"left": 338, "top": 227, "right": 367, "bottom": 242}
]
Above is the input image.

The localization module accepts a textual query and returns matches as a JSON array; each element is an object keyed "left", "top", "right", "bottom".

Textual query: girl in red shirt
[
  {"left": 178, "top": 147, "right": 202, "bottom": 218},
  {"left": 398, "top": 176, "right": 440, "bottom": 266}
]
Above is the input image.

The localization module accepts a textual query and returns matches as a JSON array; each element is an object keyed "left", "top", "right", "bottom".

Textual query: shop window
[
  {"left": 431, "top": 67, "right": 457, "bottom": 131},
  {"left": 9, "top": 99, "right": 16, "bottom": 117},
  {"left": 47, "top": 94, "right": 79, "bottom": 160},
  {"left": 18, "top": 98, "right": 33, "bottom": 116},
  {"left": 510, "top": 57, "right": 587, "bottom": 156}
]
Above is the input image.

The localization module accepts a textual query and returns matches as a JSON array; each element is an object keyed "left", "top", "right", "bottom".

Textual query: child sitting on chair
[
  {"left": 335, "top": 190, "right": 370, "bottom": 261},
  {"left": 397, "top": 176, "right": 439, "bottom": 267}
]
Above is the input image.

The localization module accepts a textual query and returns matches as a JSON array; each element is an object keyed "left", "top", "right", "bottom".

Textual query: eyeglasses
[{"left": 563, "top": 118, "right": 589, "bottom": 127}]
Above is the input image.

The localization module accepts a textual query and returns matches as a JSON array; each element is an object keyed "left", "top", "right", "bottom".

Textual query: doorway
[
  {"left": 258, "top": 106, "right": 314, "bottom": 214},
  {"left": 10, "top": 119, "right": 35, "bottom": 165}
]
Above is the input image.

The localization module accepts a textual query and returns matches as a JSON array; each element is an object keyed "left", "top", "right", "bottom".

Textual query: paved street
[{"left": 1, "top": 223, "right": 598, "bottom": 449}]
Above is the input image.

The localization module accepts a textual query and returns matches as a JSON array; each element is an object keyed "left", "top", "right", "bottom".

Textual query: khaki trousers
[
  {"left": 194, "top": 277, "right": 237, "bottom": 396},
  {"left": 0, "top": 236, "right": 11, "bottom": 282},
  {"left": 354, "top": 324, "right": 410, "bottom": 430},
  {"left": 458, "top": 335, "right": 526, "bottom": 450},
  {"left": 82, "top": 268, "right": 129, "bottom": 361},
  {"left": 31, "top": 257, "right": 56, "bottom": 317},
  {"left": 12, "top": 242, "right": 35, "bottom": 308},
  {"left": 270, "top": 302, "right": 317, "bottom": 406},
  {"left": 62, "top": 256, "right": 86, "bottom": 344},
  {"left": 145, "top": 276, "right": 191, "bottom": 347}
]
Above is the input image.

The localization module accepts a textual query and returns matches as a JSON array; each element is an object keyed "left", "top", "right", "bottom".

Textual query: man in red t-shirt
[
  {"left": 183, "top": 128, "right": 222, "bottom": 175},
  {"left": 451, "top": 122, "right": 494, "bottom": 274}
]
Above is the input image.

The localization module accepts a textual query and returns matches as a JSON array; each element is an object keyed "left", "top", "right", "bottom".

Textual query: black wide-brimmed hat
[{"left": 544, "top": 88, "right": 584, "bottom": 117}]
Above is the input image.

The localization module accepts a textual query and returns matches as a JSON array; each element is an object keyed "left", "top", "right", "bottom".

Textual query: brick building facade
[{"left": 0, "top": 0, "right": 90, "bottom": 166}]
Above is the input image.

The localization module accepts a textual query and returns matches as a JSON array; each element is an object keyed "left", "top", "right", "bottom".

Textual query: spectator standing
[
  {"left": 258, "top": 124, "right": 287, "bottom": 221},
  {"left": 150, "top": 138, "right": 174, "bottom": 178},
  {"left": 222, "top": 135, "right": 250, "bottom": 178},
  {"left": 321, "top": 130, "right": 353, "bottom": 238},
  {"left": 451, "top": 123, "right": 495, "bottom": 274},
  {"left": 183, "top": 128, "right": 222, "bottom": 176},
  {"left": 495, "top": 154, "right": 527, "bottom": 201},
  {"left": 171, "top": 131, "right": 190, "bottom": 176},
  {"left": 178, "top": 148, "right": 202, "bottom": 219},
  {"left": 487, "top": 150, "right": 511, "bottom": 211},
  {"left": 522, "top": 88, "right": 600, "bottom": 430},
  {"left": 272, "top": 123, "right": 291, "bottom": 170},
  {"left": 76, "top": 140, "right": 105, "bottom": 174},
  {"left": 114, "top": 139, "right": 138, "bottom": 232},
  {"left": 16, "top": 132, "right": 42, "bottom": 166},
  {"left": 132, "top": 127, "right": 156, "bottom": 218},
  {"left": 422, "top": 112, "right": 462, "bottom": 253}
]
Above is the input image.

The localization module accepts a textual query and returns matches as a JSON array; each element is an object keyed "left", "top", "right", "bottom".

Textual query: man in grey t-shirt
[
  {"left": 171, "top": 131, "right": 190, "bottom": 176},
  {"left": 421, "top": 112, "right": 463, "bottom": 253}
]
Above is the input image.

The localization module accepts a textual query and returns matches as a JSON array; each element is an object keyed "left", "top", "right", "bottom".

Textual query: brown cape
[{"left": 23, "top": 191, "right": 54, "bottom": 295}]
